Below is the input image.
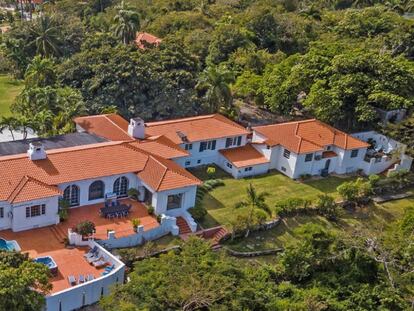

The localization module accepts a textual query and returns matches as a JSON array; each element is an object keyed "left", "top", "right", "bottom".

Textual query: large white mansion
[{"left": 0, "top": 113, "right": 411, "bottom": 233}]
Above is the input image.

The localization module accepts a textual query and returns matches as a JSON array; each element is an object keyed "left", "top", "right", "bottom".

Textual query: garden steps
[
  {"left": 49, "top": 225, "right": 67, "bottom": 242},
  {"left": 176, "top": 217, "right": 192, "bottom": 235}
]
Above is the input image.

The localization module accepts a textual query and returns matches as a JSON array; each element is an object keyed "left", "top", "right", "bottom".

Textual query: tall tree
[
  {"left": 24, "top": 56, "right": 56, "bottom": 87},
  {"left": 0, "top": 251, "right": 51, "bottom": 310},
  {"left": 198, "top": 66, "right": 233, "bottom": 113},
  {"left": 112, "top": 1, "right": 140, "bottom": 45},
  {"left": 234, "top": 183, "right": 271, "bottom": 237},
  {"left": 27, "top": 15, "right": 62, "bottom": 57}
]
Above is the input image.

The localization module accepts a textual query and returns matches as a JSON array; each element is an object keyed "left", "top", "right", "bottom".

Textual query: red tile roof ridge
[
  {"left": 145, "top": 114, "right": 218, "bottom": 127},
  {"left": 103, "top": 114, "right": 130, "bottom": 132},
  {"left": 0, "top": 140, "right": 126, "bottom": 162},
  {"left": 151, "top": 154, "right": 201, "bottom": 184},
  {"left": 75, "top": 113, "right": 130, "bottom": 135},
  {"left": 7, "top": 175, "right": 61, "bottom": 203},
  {"left": 253, "top": 118, "right": 317, "bottom": 130}
]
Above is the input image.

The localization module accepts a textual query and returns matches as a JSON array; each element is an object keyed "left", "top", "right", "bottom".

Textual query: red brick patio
[{"left": 0, "top": 199, "right": 158, "bottom": 293}]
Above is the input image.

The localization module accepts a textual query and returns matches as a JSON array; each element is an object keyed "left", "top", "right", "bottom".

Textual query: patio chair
[
  {"left": 68, "top": 275, "right": 76, "bottom": 286},
  {"left": 78, "top": 274, "right": 85, "bottom": 284},
  {"left": 92, "top": 259, "right": 108, "bottom": 268},
  {"left": 83, "top": 246, "right": 98, "bottom": 258},
  {"left": 105, "top": 264, "right": 115, "bottom": 271},
  {"left": 86, "top": 254, "right": 101, "bottom": 264}
]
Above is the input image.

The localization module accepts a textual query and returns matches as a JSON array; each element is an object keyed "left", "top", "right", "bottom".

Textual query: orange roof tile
[
  {"left": 0, "top": 140, "right": 198, "bottom": 203},
  {"left": 135, "top": 32, "right": 162, "bottom": 49},
  {"left": 145, "top": 114, "right": 249, "bottom": 144},
  {"left": 8, "top": 176, "right": 61, "bottom": 204},
  {"left": 138, "top": 156, "right": 201, "bottom": 191},
  {"left": 130, "top": 135, "right": 188, "bottom": 159},
  {"left": 253, "top": 119, "right": 369, "bottom": 154},
  {"left": 74, "top": 114, "right": 131, "bottom": 141},
  {"left": 219, "top": 144, "right": 270, "bottom": 168}
]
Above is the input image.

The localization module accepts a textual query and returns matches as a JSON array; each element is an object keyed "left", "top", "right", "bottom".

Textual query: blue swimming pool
[{"left": 0, "top": 238, "right": 20, "bottom": 251}]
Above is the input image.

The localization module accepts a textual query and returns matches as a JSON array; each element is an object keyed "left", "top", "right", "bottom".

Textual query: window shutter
[
  {"left": 211, "top": 140, "right": 216, "bottom": 150},
  {"left": 237, "top": 136, "right": 242, "bottom": 146}
]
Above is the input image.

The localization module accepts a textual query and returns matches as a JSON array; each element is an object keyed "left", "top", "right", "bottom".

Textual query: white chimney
[
  {"left": 27, "top": 142, "right": 47, "bottom": 160},
  {"left": 128, "top": 117, "right": 145, "bottom": 139}
]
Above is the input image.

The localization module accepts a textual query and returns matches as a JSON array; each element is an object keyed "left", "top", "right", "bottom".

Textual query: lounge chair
[
  {"left": 86, "top": 254, "right": 101, "bottom": 264},
  {"left": 78, "top": 275, "right": 85, "bottom": 284},
  {"left": 68, "top": 275, "right": 76, "bottom": 286},
  {"left": 83, "top": 246, "right": 98, "bottom": 258},
  {"left": 92, "top": 259, "right": 108, "bottom": 268},
  {"left": 86, "top": 274, "right": 95, "bottom": 281},
  {"left": 104, "top": 264, "right": 115, "bottom": 271}
]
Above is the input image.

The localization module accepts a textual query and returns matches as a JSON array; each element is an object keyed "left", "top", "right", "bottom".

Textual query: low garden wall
[
  {"left": 98, "top": 215, "right": 179, "bottom": 249},
  {"left": 225, "top": 247, "right": 283, "bottom": 257}
]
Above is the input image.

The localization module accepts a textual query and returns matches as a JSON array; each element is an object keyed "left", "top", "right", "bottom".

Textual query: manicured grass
[
  {"left": 190, "top": 166, "right": 355, "bottom": 228},
  {"left": 0, "top": 74, "right": 23, "bottom": 117},
  {"left": 224, "top": 196, "right": 414, "bottom": 253},
  {"left": 113, "top": 234, "right": 181, "bottom": 257}
]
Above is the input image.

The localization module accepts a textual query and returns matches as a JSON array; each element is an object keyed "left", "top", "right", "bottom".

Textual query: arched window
[
  {"left": 113, "top": 177, "right": 129, "bottom": 197},
  {"left": 89, "top": 180, "right": 105, "bottom": 201},
  {"left": 63, "top": 185, "right": 80, "bottom": 207}
]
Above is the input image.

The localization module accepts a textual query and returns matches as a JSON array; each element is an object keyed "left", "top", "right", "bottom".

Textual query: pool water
[
  {"left": 34, "top": 256, "right": 57, "bottom": 268},
  {"left": 0, "top": 238, "right": 20, "bottom": 251}
]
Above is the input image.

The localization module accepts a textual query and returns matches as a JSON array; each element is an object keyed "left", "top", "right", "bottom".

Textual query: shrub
[
  {"left": 206, "top": 166, "right": 216, "bottom": 178},
  {"left": 58, "top": 199, "right": 70, "bottom": 221},
  {"left": 368, "top": 174, "right": 380, "bottom": 187},
  {"left": 337, "top": 178, "right": 372, "bottom": 204},
  {"left": 275, "top": 198, "right": 312, "bottom": 216},
  {"left": 315, "top": 194, "right": 339, "bottom": 221},
  {"left": 74, "top": 221, "right": 95, "bottom": 237},
  {"left": 132, "top": 218, "right": 141, "bottom": 230},
  {"left": 147, "top": 206, "right": 154, "bottom": 215},
  {"left": 299, "top": 174, "right": 311, "bottom": 181},
  {"left": 189, "top": 204, "right": 207, "bottom": 221},
  {"left": 202, "top": 179, "right": 224, "bottom": 192},
  {"left": 128, "top": 188, "right": 140, "bottom": 200}
]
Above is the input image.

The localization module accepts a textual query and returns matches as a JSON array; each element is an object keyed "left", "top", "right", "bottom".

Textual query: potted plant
[
  {"left": 74, "top": 221, "right": 95, "bottom": 240},
  {"left": 127, "top": 188, "right": 140, "bottom": 201},
  {"left": 132, "top": 218, "right": 141, "bottom": 232},
  {"left": 58, "top": 199, "right": 70, "bottom": 221}
]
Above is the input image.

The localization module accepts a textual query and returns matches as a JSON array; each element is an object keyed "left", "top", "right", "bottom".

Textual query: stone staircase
[
  {"left": 176, "top": 217, "right": 192, "bottom": 235},
  {"left": 210, "top": 227, "right": 228, "bottom": 250},
  {"left": 49, "top": 225, "right": 67, "bottom": 243}
]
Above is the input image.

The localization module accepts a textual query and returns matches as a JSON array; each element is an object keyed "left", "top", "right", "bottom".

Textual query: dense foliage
[
  {"left": 102, "top": 219, "right": 414, "bottom": 310},
  {"left": 0, "top": 251, "right": 51, "bottom": 310},
  {"left": 1, "top": 0, "right": 414, "bottom": 133}
]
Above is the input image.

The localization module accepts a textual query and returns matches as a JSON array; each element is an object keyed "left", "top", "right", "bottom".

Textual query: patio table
[{"left": 100, "top": 204, "right": 131, "bottom": 218}]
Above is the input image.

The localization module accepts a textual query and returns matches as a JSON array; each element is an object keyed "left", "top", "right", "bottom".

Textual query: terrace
[{"left": 0, "top": 199, "right": 157, "bottom": 294}]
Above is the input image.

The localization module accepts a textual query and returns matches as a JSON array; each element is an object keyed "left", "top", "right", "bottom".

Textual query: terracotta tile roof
[
  {"left": 74, "top": 114, "right": 131, "bottom": 141},
  {"left": 135, "top": 32, "right": 162, "bottom": 49},
  {"left": 219, "top": 144, "right": 270, "bottom": 168},
  {"left": 253, "top": 119, "right": 369, "bottom": 154},
  {"left": 0, "top": 139, "right": 200, "bottom": 203},
  {"left": 138, "top": 156, "right": 201, "bottom": 191},
  {"left": 145, "top": 114, "right": 250, "bottom": 144},
  {"left": 130, "top": 135, "right": 188, "bottom": 159},
  {"left": 8, "top": 176, "right": 61, "bottom": 204}
]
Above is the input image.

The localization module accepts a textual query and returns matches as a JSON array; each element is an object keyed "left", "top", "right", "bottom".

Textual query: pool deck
[{"left": 0, "top": 199, "right": 158, "bottom": 293}]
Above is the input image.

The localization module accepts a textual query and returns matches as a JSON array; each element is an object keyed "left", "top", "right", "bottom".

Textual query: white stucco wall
[
  {"left": 178, "top": 135, "right": 248, "bottom": 168},
  {"left": 152, "top": 186, "right": 197, "bottom": 216},
  {"left": 11, "top": 196, "right": 59, "bottom": 232},
  {"left": 217, "top": 153, "right": 269, "bottom": 179},
  {"left": 58, "top": 173, "right": 141, "bottom": 208},
  {"left": 0, "top": 201, "right": 11, "bottom": 230}
]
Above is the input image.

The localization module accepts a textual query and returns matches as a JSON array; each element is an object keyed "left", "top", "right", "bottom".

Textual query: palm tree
[
  {"left": 27, "top": 15, "right": 61, "bottom": 58},
  {"left": 234, "top": 184, "right": 271, "bottom": 237},
  {"left": 25, "top": 56, "right": 56, "bottom": 87},
  {"left": 112, "top": 1, "right": 140, "bottom": 45},
  {"left": 198, "top": 66, "right": 234, "bottom": 113},
  {"left": 0, "top": 116, "right": 19, "bottom": 141}
]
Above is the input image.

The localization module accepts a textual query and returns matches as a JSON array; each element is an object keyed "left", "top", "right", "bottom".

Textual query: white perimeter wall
[{"left": 45, "top": 241, "right": 125, "bottom": 311}]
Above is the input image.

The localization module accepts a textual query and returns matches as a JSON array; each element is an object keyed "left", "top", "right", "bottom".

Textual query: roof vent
[
  {"left": 27, "top": 142, "right": 47, "bottom": 160},
  {"left": 128, "top": 117, "right": 145, "bottom": 139},
  {"left": 176, "top": 131, "right": 188, "bottom": 143}
]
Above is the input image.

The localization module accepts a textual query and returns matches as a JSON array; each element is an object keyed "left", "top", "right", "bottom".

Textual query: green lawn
[
  {"left": 224, "top": 196, "right": 414, "bottom": 253},
  {"left": 0, "top": 74, "right": 23, "bottom": 117},
  {"left": 190, "top": 166, "right": 355, "bottom": 228}
]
